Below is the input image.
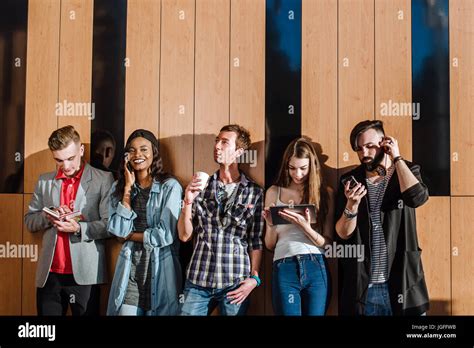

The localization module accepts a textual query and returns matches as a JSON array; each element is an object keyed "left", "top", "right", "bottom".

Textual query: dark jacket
[{"left": 336, "top": 161, "right": 430, "bottom": 315}]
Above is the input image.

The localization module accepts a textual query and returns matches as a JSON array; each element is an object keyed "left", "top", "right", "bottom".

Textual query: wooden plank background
[{"left": 0, "top": 0, "right": 471, "bottom": 315}]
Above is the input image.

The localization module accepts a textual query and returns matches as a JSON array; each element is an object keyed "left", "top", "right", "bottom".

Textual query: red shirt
[{"left": 50, "top": 164, "right": 85, "bottom": 274}]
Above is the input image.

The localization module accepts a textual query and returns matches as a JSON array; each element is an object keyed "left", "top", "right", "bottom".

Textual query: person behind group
[
  {"left": 106, "top": 129, "right": 182, "bottom": 316},
  {"left": 178, "top": 124, "right": 264, "bottom": 316},
  {"left": 335, "top": 120, "right": 429, "bottom": 316},
  {"left": 263, "top": 137, "right": 334, "bottom": 316},
  {"left": 25, "top": 125, "right": 114, "bottom": 316}
]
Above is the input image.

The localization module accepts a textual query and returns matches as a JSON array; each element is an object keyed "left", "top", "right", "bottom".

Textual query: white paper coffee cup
[{"left": 195, "top": 171, "right": 210, "bottom": 191}]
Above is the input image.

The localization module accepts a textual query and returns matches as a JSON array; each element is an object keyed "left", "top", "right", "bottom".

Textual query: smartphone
[
  {"left": 342, "top": 175, "right": 359, "bottom": 189},
  {"left": 124, "top": 152, "right": 133, "bottom": 173},
  {"left": 269, "top": 204, "right": 317, "bottom": 225},
  {"left": 380, "top": 137, "right": 390, "bottom": 153}
]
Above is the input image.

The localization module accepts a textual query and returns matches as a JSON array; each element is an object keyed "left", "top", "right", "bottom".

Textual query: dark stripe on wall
[
  {"left": 0, "top": 0, "right": 28, "bottom": 193},
  {"left": 265, "top": 0, "right": 302, "bottom": 189},
  {"left": 412, "top": 0, "right": 450, "bottom": 196},
  {"left": 91, "top": 0, "right": 127, "bottom": 176}
]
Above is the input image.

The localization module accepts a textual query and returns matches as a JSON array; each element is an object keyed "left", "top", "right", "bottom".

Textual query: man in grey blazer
[{"left": 25, "top": 125, "right": 114, "bottom": 316}]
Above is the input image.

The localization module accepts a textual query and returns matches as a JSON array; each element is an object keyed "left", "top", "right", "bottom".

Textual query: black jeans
[{"left": 36, "top": 273, "right": 100, "bottom": 316}]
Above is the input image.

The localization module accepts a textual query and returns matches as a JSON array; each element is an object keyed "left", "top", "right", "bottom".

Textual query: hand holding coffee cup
[{"left": 184, "top": 171, "right": 210, "bottom": 203}]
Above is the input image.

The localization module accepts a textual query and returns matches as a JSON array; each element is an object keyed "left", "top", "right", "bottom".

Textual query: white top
[{"left": 273, "top": 186, "right": 325, "bottom": 261}]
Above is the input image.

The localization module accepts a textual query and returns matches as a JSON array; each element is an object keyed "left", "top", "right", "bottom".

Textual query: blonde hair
[{"left": 48, "top": 125, "right": 81, "bottom": 151}]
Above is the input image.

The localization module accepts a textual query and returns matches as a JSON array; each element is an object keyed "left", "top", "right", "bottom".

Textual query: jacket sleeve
[
  {"left": 401, "top": 164, "right": 429, "bottom": 208},
  {"left": 24, "top": 176, "right": 53, "bottom": 232},
  {"left": 143, "top": 180, "right": 183, "bottom": 249},
  {"left": 72, "top": 172, "right": 115, "bottom": 243},
  {"left": 107, "top": 181, "right": 136, "bottom": 238}
]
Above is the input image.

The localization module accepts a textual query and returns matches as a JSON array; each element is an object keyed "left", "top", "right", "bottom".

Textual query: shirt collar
[
  {"left": 211, "top": 169, "right": 249, "bottom": 187},
  {"left": 55, "top": 162, "right": 85, "bottom": 181}
]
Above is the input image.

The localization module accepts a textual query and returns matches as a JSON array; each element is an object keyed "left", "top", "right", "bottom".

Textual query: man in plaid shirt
[{"left": 178, "top": 124, "right": 264, "bottom": 315}]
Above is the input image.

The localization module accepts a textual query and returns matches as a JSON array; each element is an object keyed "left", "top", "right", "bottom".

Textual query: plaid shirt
[{"left": 186, "top": 171, "right": 264, "bottom": 289}]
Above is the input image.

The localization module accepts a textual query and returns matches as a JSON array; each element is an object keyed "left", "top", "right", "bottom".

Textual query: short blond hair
[{"left": 48, "top": 125, "right": 81, "bottom": 151}]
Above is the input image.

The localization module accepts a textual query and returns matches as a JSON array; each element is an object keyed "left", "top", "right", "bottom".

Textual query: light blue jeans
[
  {"left": 180, "top": 280, "right": 249, "bottom": 316},
  {"left": 118, "top": 304, "right": 153, "bottom": 316}
]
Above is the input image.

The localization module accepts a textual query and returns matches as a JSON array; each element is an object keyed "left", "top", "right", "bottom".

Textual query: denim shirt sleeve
[
  {"left": 143, "top": 180, "right": 183, "bottom": 249},
  {"left": 107, "top": 182, "right": 137, "bottom": 238}
]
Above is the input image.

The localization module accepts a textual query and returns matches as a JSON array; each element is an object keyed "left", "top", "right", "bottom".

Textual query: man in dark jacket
[{"left": 335, "top": 120, "right": 429, "bottom": 316}]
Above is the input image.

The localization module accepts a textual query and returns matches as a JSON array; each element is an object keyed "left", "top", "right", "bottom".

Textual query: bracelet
[
  {"left": 343, "top": 207, "right": 357, "bottom": 219},
  {"left": 393, "top": 156, "right": 404, "bottom": 164},
  {"left": 250, "top": 275, "right": 261, "bottom": 287},
  {"left": 183, "top": 199, "right": 193, "bottom": 206}
]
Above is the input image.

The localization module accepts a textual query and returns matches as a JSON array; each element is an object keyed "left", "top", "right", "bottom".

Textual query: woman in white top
[{"left": 263, "top": 137, "right": 335, "bottom": 315}]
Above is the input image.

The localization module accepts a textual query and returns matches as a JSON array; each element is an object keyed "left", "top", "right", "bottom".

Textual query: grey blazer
[{"left": 24, "top": 163, "right": 114, "bottom": 288}]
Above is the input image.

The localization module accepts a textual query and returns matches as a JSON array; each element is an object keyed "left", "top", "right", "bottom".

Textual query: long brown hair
[{"left": 274, "top": 137, "right": 328, "bottom": 227}]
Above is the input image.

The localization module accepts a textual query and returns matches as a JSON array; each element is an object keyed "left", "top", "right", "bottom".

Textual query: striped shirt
[
  {"left": 366, "top": 166, "right": 394, "bottom": 284},
  {"left": 186, "top": 171, "right": 264, "bottom": 289}
]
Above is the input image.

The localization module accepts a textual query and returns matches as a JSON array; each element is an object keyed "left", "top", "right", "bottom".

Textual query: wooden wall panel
[
  {"left": 194, "top": 0, "right": 230, "bottom": 175},
  {"left": 230, "top": 0, "right": 265, "bottom": 315},
  {"left": 450, "top": 0, "right": 474, "bottom": 195},
  {"left": 0, "top": 195, "right": 23, "bottom": 314},
  {"left": 302, "top": 0, "right": 338, "bottom": 187},
  {"left": 21, "top": 194, "right": 43, "bottom": 315},
  {"left": 375, "top": 0, "right": 412, "bottom": 160},
  {"left": 57, "top": 0, "right": 93, "bottom": 157},
  {"left": 302, "top": 0, "right": 338, "bottom": 316},
  {"left": 24, "top": 0, "right": 61, "bottom": 193},
  {"left": 416, "top": 197, "right": 451, "bottom": 315},
  {"left": 451, "top": 197, "right": 474, "bottom": 314},
  {"left": 124, "top": 0, "right": 161, "bottom": 138},
  {"left": 160, "top": 0, "right": 195, "bottom": 185},
  {"left": 338, "top": 0, "right": 374, "bottom": 170}
]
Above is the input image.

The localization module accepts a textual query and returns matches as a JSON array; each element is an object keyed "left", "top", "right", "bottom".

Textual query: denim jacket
[{"left": 106, "top": 178, "right": 183, "bottom": 315}]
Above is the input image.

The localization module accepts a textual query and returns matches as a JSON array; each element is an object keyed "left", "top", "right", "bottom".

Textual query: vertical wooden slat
[
  {"left": 124, "top": 0, "right": 161, "bottom": 138},
  {"left": 451, "top": 197, "right": 474, "bottom": 314},
  {"left": 230, "top": 0, "right": 265, "bottom": 315},
  {"left": 416, "top": 197, "right": 451, "bottom": 315},
  {"left": 160, "top": 0, "right": 195, "bottom": 185},
  {"left": 302, "top": 0, "right": 338, "bottom": 316},
  {"left": 375, "top": 0, "right": 412, "bottom": 160},
  {"left": 338, "top": 0, "right": 374, "bottom": 170},
  {"left": 21, "top": 194, "right": 43, "bottom": 315},
  {"left": 24, "top": 0, "right": 61, "bottom": 193},
  {"left": 450, "top": 0, "right": 474, "bottom": 195},
  {"left": 0, "top": 195, "right": 23, "bottom": 314},
  {"left": 194, "top": 0, "right": 230, "bottom": 175},
  {"left": 57, "top": 0, "right": 94, "bottom": 158}
]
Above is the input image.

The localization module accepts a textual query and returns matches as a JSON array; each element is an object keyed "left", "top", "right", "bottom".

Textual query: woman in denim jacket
[{"left": 106, "top": 129, "right": 182, "bottom": 316}]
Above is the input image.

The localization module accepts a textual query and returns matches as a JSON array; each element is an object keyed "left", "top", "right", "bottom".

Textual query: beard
[{"left": 362, "top": 150, "right": 385, "bottom": 172}]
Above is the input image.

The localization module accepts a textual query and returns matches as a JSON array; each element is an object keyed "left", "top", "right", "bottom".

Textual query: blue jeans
[
  {"left": 118, "top": 304, "right": 154, "bottom": 316},
  {"left": 272, "top": 254, "right": 329, "bottom": 316},
  {"left": 180, "top": 280, "right": 249, "bottom": 316},
  {"left": 364, "top": 282, "right": 393, "bottom": 316}
]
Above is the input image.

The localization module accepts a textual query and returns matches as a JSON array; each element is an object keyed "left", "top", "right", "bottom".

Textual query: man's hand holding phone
[{"left": 342, "top": 176, "right": 367, "bottom": 211}]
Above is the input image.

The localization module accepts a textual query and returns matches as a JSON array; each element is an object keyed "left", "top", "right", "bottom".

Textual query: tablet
[{"left": 269, "top": 204, "right": 317, "bottom": 225}]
